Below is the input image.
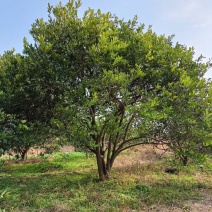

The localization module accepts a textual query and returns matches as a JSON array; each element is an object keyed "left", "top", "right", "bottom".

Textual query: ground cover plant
[{"left": 0, "top": 147, "right": 211, "bottom": 211}]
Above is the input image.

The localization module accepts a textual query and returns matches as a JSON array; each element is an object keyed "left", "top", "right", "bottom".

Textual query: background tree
[
  {"left": 0, "top": 110, "right": 9, "bottom": 156},
  {"left": 155, "top": 70, "right": 212, "bottom": 165},
  {"left": 0, "top": 114, "right": 34, "bottom": 160},
  {"left": 0, "top": 51, "right": 51, "bottom": 159}
]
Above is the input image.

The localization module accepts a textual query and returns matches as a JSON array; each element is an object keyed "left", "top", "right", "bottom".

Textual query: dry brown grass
[
  {"left": 114, "top": 144, "right": 172, "bottom": 168},
  {"left": 112, "top": 145, "right": 212, "bottom": 212}
]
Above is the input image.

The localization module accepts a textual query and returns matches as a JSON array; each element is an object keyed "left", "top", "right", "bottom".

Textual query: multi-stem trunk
[
  {"left": 95, "top": 139, "right": 120, "bottom": 181},
  {"left": 96, "top": 147, "right": 110, "bottom": 181}
]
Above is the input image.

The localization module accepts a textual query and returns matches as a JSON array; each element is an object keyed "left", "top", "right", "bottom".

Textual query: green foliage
[
  {"left": 0, "top": 0, "right": 211, "bottom": 179},
  {"left": 26, "top": 0, "right": 210, "bottom": 178},
  {"left": 0, "top": 111, "right": 46, "bottom": 159},
  {"left": 157, "top": 77, "right": 212, "bottom": 165},
  {"left": 0, "top": 188, "right": 8, "bottom": 199},
  {"left": 0, "top": 50, "right": 51, "bottom": 159}
]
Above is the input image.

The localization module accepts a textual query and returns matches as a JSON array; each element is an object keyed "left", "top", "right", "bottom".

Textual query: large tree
[
  {"left": 1, "top": 0, "right": 211, "bottom": 180},
  {"left": 23, "top": 0, "right": 211, "bottom": 180}
]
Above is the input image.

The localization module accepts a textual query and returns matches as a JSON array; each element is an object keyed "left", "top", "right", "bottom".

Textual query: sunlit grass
[{"left": 0, "top": 152, "right": 211, "bottom": 211}]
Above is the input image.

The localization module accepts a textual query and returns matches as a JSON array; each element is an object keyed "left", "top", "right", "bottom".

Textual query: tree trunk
[
  {"left": 20, "top": 149, "right": 28, "bottom": 160},
  {"left": 96, "top": 150, "right": 110, "bottom": 181},
  {"left": 181, "top": 155, "right": 188, "bottom": 166}
]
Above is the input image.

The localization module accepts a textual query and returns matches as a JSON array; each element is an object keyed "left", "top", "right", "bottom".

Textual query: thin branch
[
  {"left": 117, "top": 136, "right": 142, "bottom": 152},
  {"left": 114, "top": 111, "right": 124, "bottom": 148},
  {"left": 123, "top": 113, "right": 135, "bottom": 142},
  {"left": 118, "top": 141, "right": 169, "bottom": 154}
]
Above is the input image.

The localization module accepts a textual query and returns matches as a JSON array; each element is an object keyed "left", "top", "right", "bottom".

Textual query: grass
[{"left": 0, "top": 151, "right": 211, "bottom": 211}]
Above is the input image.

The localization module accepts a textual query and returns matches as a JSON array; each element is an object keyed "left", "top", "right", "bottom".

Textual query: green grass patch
[{"left": 0, "top": 152, "right": 211, "bottom": 211}]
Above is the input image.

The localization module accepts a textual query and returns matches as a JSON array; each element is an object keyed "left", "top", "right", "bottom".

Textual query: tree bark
[
  {"left": 20, "top": 149, "right": 28, "bottom": 160},
  {"left": 95, "top": 142, "right": 112, "bottom": 181},
  {"left": 181, "top": 155, "right": 188, "bottom": 166},
  {"left": 96, "top": 151, "right": 108, "bottom": 181}
]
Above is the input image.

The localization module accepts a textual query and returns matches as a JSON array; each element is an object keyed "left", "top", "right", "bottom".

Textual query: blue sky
[{"left": 0, "top": 0, "right": 211, "bottom": 78}]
